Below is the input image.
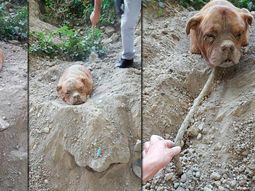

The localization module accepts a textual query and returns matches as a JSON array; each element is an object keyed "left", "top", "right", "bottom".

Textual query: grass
[
  {"left": 0, "top": 2, "right": 28, "bottom": 42},
  {"left": 41, "top": 0, "right": 116, "bottom": 27},
  {"left": 30, "top": 0, "right": 116, "bottom": 61},
  {"left": 180, "top": 0, "right": 255, "bottom": 11},
  {"left": 30, "top": 26, "right": 105, "bottom": 61}
]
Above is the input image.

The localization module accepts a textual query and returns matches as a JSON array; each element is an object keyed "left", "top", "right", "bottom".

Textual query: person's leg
[{"left": 116, "top": 0, "right": 141, "bottom": 68}]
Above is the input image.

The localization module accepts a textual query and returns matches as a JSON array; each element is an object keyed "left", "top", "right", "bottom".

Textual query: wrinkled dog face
[
  {"left": 57, "top": 78, "right": 88, "bottom": 105},
  {"left": 186, "top": 6, "right": 253, "bottom": 67}
]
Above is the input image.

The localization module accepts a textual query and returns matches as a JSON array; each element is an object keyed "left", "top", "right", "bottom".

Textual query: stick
[{"left": 173, "top": 68, "right": 216, "bottom": 176}]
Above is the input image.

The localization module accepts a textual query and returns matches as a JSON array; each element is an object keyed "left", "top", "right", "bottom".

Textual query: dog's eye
[
  {"left": 66, "top": 90, "right": 71, "bottom": 95},
  {"left": 204, "top": 33, "right": 216, "bottom": 43},
  {"left": 235, "top": 32, "right": 242, "bottom": 40},
  {"left": 78, "top": 87, "right": 84, "bottom": 92}
]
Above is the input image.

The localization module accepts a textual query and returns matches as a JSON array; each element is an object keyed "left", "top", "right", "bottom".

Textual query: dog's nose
[
  {"left": 221, "top": 40, "right": 234, "bottom": 52},
  {"left": 73, "top": 94, "right": 80, "bottom": 99}
]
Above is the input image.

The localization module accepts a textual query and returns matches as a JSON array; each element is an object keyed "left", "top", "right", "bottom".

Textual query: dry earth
[
  {"left": 29, "top": 14, "right": 142, "bottom": 191},
  {"left": 0, "top": 41, "right": 28, "bottom": 190},
  {"left": 143, "top": 7, "right": 255, "bottom": 191}
]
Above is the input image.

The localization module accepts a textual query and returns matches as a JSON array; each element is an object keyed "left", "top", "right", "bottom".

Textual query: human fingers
[
  {"left": 164, "top": 140, "right": 175, "bottom": 148},
  {"left": 143, "top": 141, "right": 150, "bottom": 153},
  {"left": 150, "top": 135, "right": 164, "bottom": 144},
  {"left": 167, "top": 146, "right": 181, "bottom": 158}
]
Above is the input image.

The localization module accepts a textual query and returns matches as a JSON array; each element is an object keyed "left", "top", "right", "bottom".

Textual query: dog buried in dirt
[
  {"left": 0, "top": 49, "right": 4, "bottom": 71},
  {"left": 57, "top": 64, "right": 93, "bottom": 105},
  {"left": 186, "top": 0, "right": 253, "bottom": 68}
]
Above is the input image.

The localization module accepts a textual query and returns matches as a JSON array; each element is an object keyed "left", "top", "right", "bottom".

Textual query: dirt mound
[
  {"left": 143, "top": 9, "right": 255, "bottom": 191},
  {"left": 0, "top": 42, "right": 27, "bottom": 190},
  {"left": 29, "top": 14, "right": 141, "bottom": 190}
]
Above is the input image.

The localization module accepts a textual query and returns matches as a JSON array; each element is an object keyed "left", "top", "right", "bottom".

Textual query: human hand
[
  {"left": 142, "top": 135, "right": 181, "bottom": 182},
  {"left": 90, "top": 9, "right": 100, "bottom": 27}
]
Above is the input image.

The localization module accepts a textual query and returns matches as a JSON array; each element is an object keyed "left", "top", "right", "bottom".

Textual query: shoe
[{"left": 116, "top": 58, "right": 134, "bottom": 68}]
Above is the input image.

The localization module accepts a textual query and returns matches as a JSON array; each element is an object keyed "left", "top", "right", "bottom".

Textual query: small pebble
[
  {"left": 41, "top": 127, "right": 50, "bottom": 134},
  {"left": 198, "top": 123, "right": 204, "bottom": 131},
  {"left": 239, "top": 179, "right": 246, "bottom": 186},
  {"left": 180, "top": 173, "right": 187, "bottom": 183},
  {"left": 203, "top": 186, "right": 212, "bottom": 191},
  {"left": 210, "top": 172, "right": 221, "bottom": 181},
  {"left": 176, "top": 187, "right": 185, "bottom": 191},
  {"left": 165, "top": 173, "right": 175, "bottom": 181},
  {"left": 195, "top": 171, "right": 201, "bottom": 178},
  {"left": 252, "top": 176, "right": 255, "bottom": 183},
  {"left": 197, "top": 133, "right": 202, "bottom": 140},
  {"left": 229, "top": 180, "right": 237, "bottom": 187},
  {"left": 187, "top": 126, "right": 199, "bottom": 138},
  {"left": 173, "top": 182, "right": 179, "bottom": 189}
]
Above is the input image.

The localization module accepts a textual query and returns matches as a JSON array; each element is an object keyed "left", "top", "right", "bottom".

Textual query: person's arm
[
  {"left": 90, "top": 0, "right": 102, "bottom": 26},
  {"left": 94, "top": 0, "right": 102, "bottom": 11}
]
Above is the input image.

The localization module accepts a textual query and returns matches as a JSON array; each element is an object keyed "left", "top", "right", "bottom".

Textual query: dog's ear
[
  {"left": 186, "top": 14, "right": 203, "bottom": 35},
  {"left": 57, "top": 85, "right": 62, "bottom": 92},
  {"left": 81, "top": 77, "right": 92, "bottom": 95},
  {"left": 81, "top": 78, "right": 86, "bottom": 85},
  {"left": 81, "top": 78, "right": 90, "bottom": 90},
  {"left": 240, "top": 8, "right": 253, "bottom": 26}
]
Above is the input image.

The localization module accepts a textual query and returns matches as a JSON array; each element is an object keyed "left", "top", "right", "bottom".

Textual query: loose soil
[{"left": 0, "top": 41, "right": 28, "bottom": 191}]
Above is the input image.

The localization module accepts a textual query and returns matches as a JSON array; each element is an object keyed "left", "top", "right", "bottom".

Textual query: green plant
[
  {"left": 30, "top": 25, "right": 105, "bottom": 61},
  {"left": 99, "top": 0, "right": 116, "bottom": 25},
  {"left": 180, "top": 0, "right": 207, "bottom": 10},
  {"left": 41, "top": 0, "right": 116, "bottom": 27},
  {"left": 179, "top": 0, "right": 255, "bottom": 11},
  {"left": 236, "top": 0, "right": 255, "bottom": 11},
  {"left": 156, "top": 7, "right": 165, "bottom": 17},
  {"left": 0, "top": 3, "right": 28, "bottom": 41}
]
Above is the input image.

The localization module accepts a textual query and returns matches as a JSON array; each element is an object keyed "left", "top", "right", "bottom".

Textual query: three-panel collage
[{"left": 0, "top": 0, "right": 255, "bottom": 190}]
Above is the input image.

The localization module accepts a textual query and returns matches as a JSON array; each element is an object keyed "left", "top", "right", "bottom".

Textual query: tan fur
[
  {"left": 57, "top": 65, "right": 93, "bottom": 105},
  {"left": 186, "top": 0, "right": 253, "bottom": 67},
  {"left": 0, "top": 49, "right": 4, "bottom": 71}
]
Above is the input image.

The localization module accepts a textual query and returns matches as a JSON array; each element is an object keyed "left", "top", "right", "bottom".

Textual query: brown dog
[
  {"left": 186, "top": 0, "right": 253, "bottom": 67},
  {"left": 0, "top": 49, "right": 4, "bottom": 71},
  {"left": 57, "top": 65, "right": 93, "bottom": 105}
]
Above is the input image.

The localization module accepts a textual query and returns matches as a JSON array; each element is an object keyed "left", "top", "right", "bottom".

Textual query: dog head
[
  {"left": 57, "top": 77, "right": 90, "bottom": 105},
  {"left": 186, "top": 6, "right": 253, "bottom": 67}
]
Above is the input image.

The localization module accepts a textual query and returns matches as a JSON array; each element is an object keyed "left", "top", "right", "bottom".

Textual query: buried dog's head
[
  {"left": 186, "top": 1, "right": 253, "bottom": 67},
  {"left": 57, "top": 65, "right": 93, "bottom": 105},
  {"left": 57, "top": 78, "right": 89, "bottom": 105}
]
